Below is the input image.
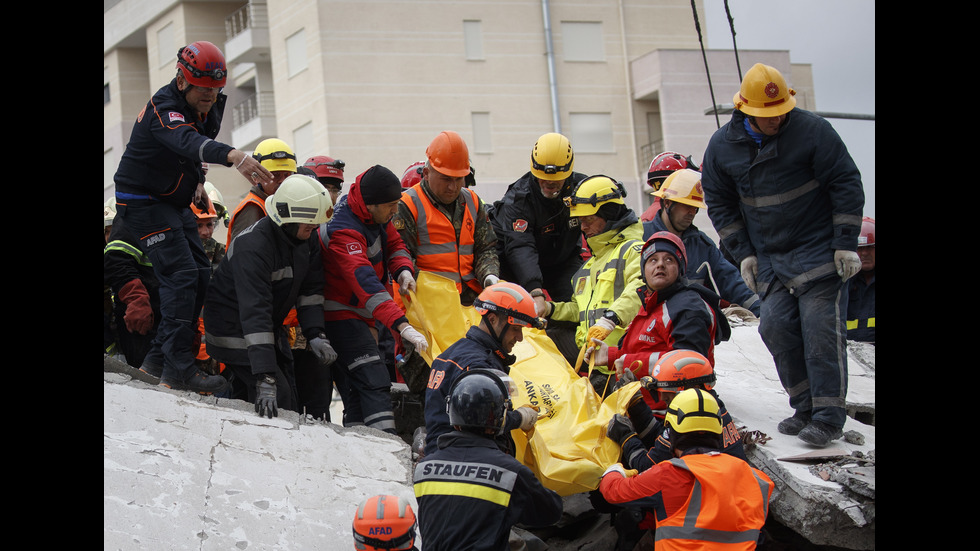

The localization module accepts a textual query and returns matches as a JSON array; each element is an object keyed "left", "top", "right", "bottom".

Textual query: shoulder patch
[
  {"left": 346, "top": 242, "right": 363, "bottom": 255},
  {"left": 168, "top": 111, "right": 186, "bottom": 123},
  {"left": 393, "top": 217, "right": 405, "bottom": 230},
  {"left": 513, "top": 219, "right": 528, "bottom": 232}
]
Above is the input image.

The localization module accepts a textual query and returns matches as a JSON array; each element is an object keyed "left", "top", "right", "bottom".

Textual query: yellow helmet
[
  {"left": 664, "top": 388, "right": 722, "bottom": 435},
  {"left": 252, "top": 138, "right": 297, "bottom": 173},
  {"left": 530, "top": 133, "right": 574, "bottom": 181},
  {"left": 653, "top": 169, "right": 706, "bottom": 209},
  {"left": 564, "top": 175, "right": 626, "bottom": 217},
  {"left": 733, "top": 63, "right": 796, "bottom": 118}
]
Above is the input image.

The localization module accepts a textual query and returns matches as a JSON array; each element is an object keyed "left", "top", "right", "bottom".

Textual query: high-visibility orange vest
[
  {"left": 401, "top": 185, "right": 481, "bottom": 294},
  {"left": 227, "top": 191, "right": 267, "bottom": 244},
  {"left": 656, "top": 453, "right": 773, "bottom": 550}
]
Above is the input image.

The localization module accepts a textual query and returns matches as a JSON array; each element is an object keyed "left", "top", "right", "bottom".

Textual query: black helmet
[{"left": 447, "top": 369, "right": 514, "bottom": 435}]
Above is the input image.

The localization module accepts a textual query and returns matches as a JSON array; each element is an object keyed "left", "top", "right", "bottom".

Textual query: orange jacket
[
  {"left": 400, "top": 185, "right": 481, "bottom": 294},
  {"left": 227, "top": 190, "right": 267, "bottom": 244}
]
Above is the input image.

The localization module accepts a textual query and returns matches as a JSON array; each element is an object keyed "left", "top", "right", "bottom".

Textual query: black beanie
[{"left": 358, "top": 165, "right": 403, "bottom": 204}]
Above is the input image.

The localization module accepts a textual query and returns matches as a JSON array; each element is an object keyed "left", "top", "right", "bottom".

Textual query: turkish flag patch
[
  {"left": 168, "top": 111, "right": 186, "bottom": 123},
  {"left": 513, "top": 219, "right": 528, "bottom": 232},
  {"left": 346, "top": 242, "right": 363, "bottom": 255}
]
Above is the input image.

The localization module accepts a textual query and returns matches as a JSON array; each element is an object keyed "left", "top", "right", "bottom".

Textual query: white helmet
[{"left": 265, "top": 175, "right": 333, "bottom": 226}]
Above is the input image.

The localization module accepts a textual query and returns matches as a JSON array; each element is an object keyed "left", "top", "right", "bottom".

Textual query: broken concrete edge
[{"left": 746, "top": 445, "right": 875, "bottom": 550}]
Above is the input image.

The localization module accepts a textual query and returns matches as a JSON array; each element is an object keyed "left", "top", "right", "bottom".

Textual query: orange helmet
[
  {"left": 176, "top": 41, "right": 227, "bottom": 88},
  {"left": 651, "top": 350, "right": 716, "bottom": 392},
  {"left": 352, "top": 495, "right": 416, "bottom": 551},
  {"left": 474, "top": 282, "right": 545, "bottom": 329},
  {"left": 425, "top": 131, "right": 470, "bottom": 177},
  {"left": 190, "top": 195, "right": 217, "bottom": 220}
]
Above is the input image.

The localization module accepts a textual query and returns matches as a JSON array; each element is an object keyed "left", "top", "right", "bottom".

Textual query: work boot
[
  {"left": 777, "top": 411, "right": 811, "bottom": 435},
  {"left": 160, "top": 370, "right": 230, "bottom": 395},
  {"left": 139, "top": 360, "right": 163, "bottom": 379},
  {"left": 798, "top": 421, "right": 843, "bottom": 447}
]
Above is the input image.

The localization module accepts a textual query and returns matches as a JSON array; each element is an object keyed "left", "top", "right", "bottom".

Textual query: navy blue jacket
[
  {"left": 643, "top": 211, "right": 760, "bottom": 315},
  {"left": 114, "top": 79, "right": 234, "bottom": 207},
  {"left": 414, "top": 431, "right": 562, "bottom": 550},
  {"left": 701, "top": 109, "right": 864, "bottom": 296},
  {"left": 491, "top": 171, "right": 587, "bottom": 293},
  {"left": 203, "top": 217, "right": 325, "bottom": 374},
  {"left": 423, "top": 326, "right": 522, "bottom": 457}
]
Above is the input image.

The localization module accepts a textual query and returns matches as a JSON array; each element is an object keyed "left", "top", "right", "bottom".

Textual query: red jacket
[
  {"left": 608, "top": 282, "right": 728, "bottom": 410},
  {"left": 321, "top": 179, "right": 413, "bottom": 329}
]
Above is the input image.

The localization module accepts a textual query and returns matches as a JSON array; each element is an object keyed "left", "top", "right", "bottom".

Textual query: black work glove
[
  {"left": 256, "top": 375, "right": 278, "bottom": 418},
  {"left": 607, "top": 413, "right": 636, "bottom": 446}
]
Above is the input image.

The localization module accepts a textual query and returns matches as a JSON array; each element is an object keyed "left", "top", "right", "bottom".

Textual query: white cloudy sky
[{"left": 704, "top": 0, "right": 876, "bottom": 218}]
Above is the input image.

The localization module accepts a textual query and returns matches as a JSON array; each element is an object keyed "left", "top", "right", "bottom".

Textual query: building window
[
  {"left": 157, "top": 22, "right": 175, "bottom": 68},
  {"left": 104, "top": 83, "right": 111, "bottom": 106},
  {"left": 561, "top": 21, "right": 604, "bottom": 62},
  {"left": 463, "top": 20, "right": 484, "bottom": 60},
  {"left": 569, "top": 113, "right": 613, "bottom": 153},
  {"left": 286, "top": 29, "right": 307, "bottom": 77},
  {"left": 293, "top": 121, "right": 313, "bottom": 161},
  {"left": 471, "top": 112, "right": 492, "bottom": 153}
]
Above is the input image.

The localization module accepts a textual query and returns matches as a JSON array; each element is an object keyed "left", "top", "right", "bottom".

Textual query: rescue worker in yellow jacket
[
  {"left": 539, "top": 175, "right": 645, "bottom": 379},
  {"left": 394, "top": 131, "right": 499, "bottom": 306}
]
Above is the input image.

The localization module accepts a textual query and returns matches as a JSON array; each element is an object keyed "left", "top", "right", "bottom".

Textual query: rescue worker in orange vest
[
  {"left": 600, "top": 389, "right": 773, "bottom": 550},
  {"left": 227, "top": 137, "right": 297, "bottom": 243},
  {"left": 394, "top": 131, "right": 499, "bottom": 307}
]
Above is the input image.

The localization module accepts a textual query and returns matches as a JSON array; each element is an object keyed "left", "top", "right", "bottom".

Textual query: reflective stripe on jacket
[
  {"left": 401, "top": 185, "right": 480, "bottom": 294},
  {"left": 656, "top": 453, "right": 773, "bottom": 550}
]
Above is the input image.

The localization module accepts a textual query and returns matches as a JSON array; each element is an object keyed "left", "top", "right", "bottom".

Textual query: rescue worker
[
  {"left": 104, "top": 211, "right": 160, "bottom": 369},
  {"left": 203, "top": 174, "right": 337, "bottom": 418},
  {"left": 422, "top": 282, "right": 543, "bottom": 457},
  {"left": 540, "top": 175, "right": 645, "bottom": 378},
  {"left": 491, "top": 132, "right": 588, "bottom": 303},
  {"left": 352, "top": 494, "right": 417, "bottom": 551},
  {"left": 303, "top": 155, "right": 345, "bottom": 207},
  {"left": 192, "top": 194, "right": 224, "bottom": 266},
  {"left": 586, "top": 232, "right": 730, "bottom": 402},
  {"left": 395, "top": 131, "right": 499, "bottom": 306},
  {"left": 639, "top": 152, "right": 699, "bottom": 223},
  {"left": 608, "top": 350, "right": 746, "bottom": 472},
  {"left": 600, "top": 389, "right": 773, "bottom": 550},
  {"left": 847, "top": 217, "right": 875, "bottom": 343},
  {"left": 414, "top": 369, "right": 563, "bottom": 550},
  {"left": 644, "top": 169, "right": 760, "bottom": 316},
  {"left": 322, "top": 165, "right": 428, "bottom": 433},
  {"left": 113, "top": 41, "right": 270, "bottom": 393},
  {"left": 227, "top": 137, "right": 297, "bottom": 242},
  {"left": 203, "top": 181, "right": 229, "bottom": 229},
  {"left": 701, "top": 63, "right": 864, "bottom": 446}
]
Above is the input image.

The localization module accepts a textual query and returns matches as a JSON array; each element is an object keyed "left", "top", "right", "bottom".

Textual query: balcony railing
[{"left": 233, "top": 91, "right": 275, "bottom": 128}]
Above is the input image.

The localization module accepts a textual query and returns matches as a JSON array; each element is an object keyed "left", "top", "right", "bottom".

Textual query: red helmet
[
  {"left": 641, "top": 231, "right": 688, "bottom": 277},
  {"left": 647, "top": 152, "right": 699, "bottom": 191},
  {"left": 651, "top": 350, "right": 716, "bottom": 392},
  {"left": 474, "top": 282, "right": 545, "bottom": 329},
  {"left": 352, "top": 495, "right": 416, "bottom": 551},
  {"left": 400, "top": 161, "right": 425, "bottom": 189},
  {"left": 859, "top": 216, "right": 875, "bottom": 247},
  {"left": 303, "top": 156, "right": 345, "bottom": 186},
  {"left": 176, "top": 41, "right": 227, "bottom": 88}
]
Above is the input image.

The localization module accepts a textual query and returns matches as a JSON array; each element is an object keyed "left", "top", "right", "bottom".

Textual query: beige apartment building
[{"left": 104, "top": 0, "right": 812, "bottom": 223}]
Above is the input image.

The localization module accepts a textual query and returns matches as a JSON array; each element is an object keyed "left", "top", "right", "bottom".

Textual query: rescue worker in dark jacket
[
  {"left": 204, "top": 175, "right": 337, "bottom": 418},
  {"left": 423, "top": 282, "right": 543, "bottom": 457},
  {"left": 701, "top": 63, "right": 864, "bottom": 446},
  {"left": 643, "top": 169, "right": 760, "bottom": 316},
  {"left": 113, "top": 41, "right": 272, "bottom": 394},
  {"left": 414, "top": 369, "right": 563, "bottom": 551},
  {"left": 491, "top": 133, "right": 587, "bottom": 303}
]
